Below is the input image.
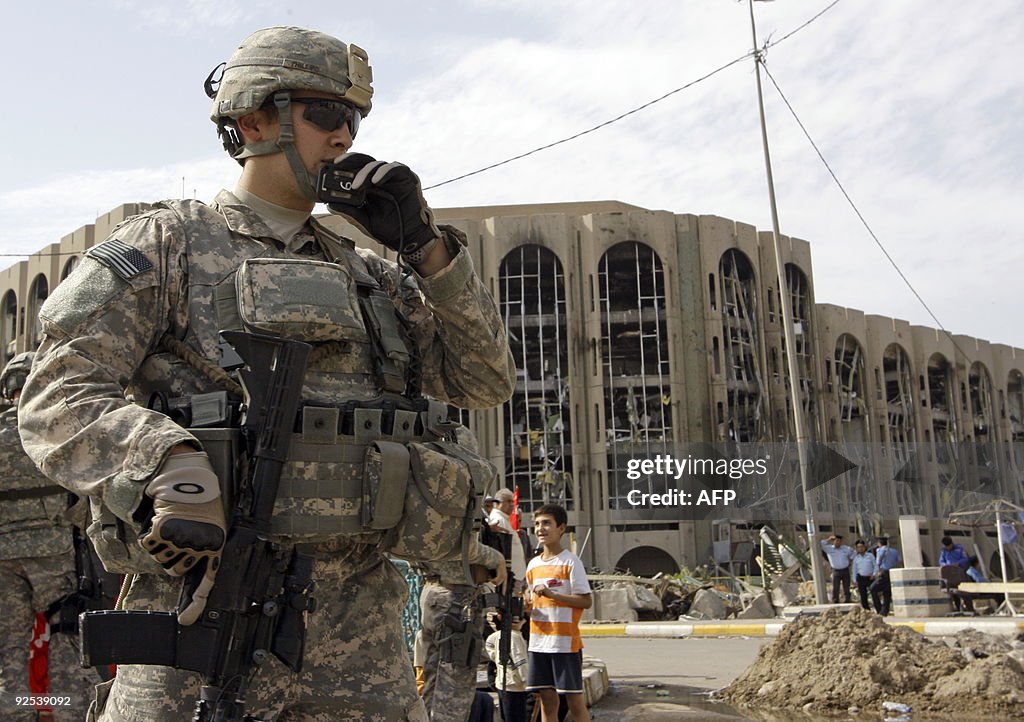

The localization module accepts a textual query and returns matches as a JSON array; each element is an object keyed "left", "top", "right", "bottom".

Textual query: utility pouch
[
  {"left": 235, "top": 258, "right": 366, "bottom": 341},
  {"left": 386, "top": 440, "right": 494, "bottom": 562}
]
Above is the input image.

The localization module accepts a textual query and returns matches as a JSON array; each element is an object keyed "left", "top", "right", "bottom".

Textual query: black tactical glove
[
  {"left": 139, "top": 452, "right": 226, "bottom": 625},
  {"left": 323, "top": 152, "right": 444, "bottom": 265}
]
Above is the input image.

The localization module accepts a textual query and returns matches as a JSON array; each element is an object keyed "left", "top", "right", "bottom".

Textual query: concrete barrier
[{"left": 891, "top": 567, "right": 948, "bottom": 617}]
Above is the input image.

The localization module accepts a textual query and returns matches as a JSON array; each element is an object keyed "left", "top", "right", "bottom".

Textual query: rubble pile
[
  {"left": 719, "top": 608, "right": 1024, "bottom": 718},
  {"left": 584, "top": 568, "right": 792, "bottom": 622}
]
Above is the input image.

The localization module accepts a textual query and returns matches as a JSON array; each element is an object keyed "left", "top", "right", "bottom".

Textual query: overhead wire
[
  {"left": 2, "top": 3, "right": 843, "bottom": 258},
  {"left": 423, "top": 54, "right": 753, "bottom": 191},
  {"left": 758, "top": 60, "right": 971, "bottom": 359},
  {"left": 423, "top": 0, "right": 844, "bottom": 191}
]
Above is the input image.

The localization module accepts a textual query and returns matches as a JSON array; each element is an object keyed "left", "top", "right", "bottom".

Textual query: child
[
  {"left": 524, "top": 503, "right": 592, "bottom": 722},
  {"left": 483, "top": 612, "right": 529, "bottom": 722}
]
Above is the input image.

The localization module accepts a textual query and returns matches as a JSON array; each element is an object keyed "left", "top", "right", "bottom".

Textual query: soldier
[
  {"left": 18, "top": 25, "right": 514, "bottom": 722},
  {"left": 0, "top": 352, "right": 97, "bottom": 721},
  {"left": 418, "top": 542, "right": 505, "bottom": 721}
]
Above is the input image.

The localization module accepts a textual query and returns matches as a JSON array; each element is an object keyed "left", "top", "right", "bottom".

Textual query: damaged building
[{"left": 2, "top": 199, "right": 1022, "bottom": 577}]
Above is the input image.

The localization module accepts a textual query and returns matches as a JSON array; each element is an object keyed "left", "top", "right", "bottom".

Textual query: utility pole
[{"left": 747, "top": 0, "right": 827, "bottom": 604}]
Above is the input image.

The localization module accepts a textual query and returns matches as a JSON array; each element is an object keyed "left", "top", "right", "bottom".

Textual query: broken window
[
  {"left": 966, "top": 361, "right": 999, "bottom": 496},
  {"left": 499, "top": 244, "right": 573, "bottom": 512},
  {"left": 928, "top": 353, "right": 961, "bottom": 515},
  {"left": 718, "top": 249, "right": 765, "bottom": 443},
  {"left": 598, "top": 242, "right": 671, "bottom": 509},
  {"left": 1008, "top": 370, "right": 1024, "bottom": 475},
  {"left": 827, "top": 334, "right": 877, "bottom": 519},
  {"left": 781, "top": 264, "right": 816, "bottom": 437},
  {"left": 882, "top": 343, "right": 919, "bottom": 514},
  {"left": 834, "top": 334, "right": 868, "bottom": 434}
]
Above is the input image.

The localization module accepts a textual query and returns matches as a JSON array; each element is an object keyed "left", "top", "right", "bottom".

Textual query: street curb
[{"left": 580, "top": 618, "right": 1024, "bottom": 638}]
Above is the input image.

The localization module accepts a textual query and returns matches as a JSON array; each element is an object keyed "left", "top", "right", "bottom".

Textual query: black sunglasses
[{"left": 290, "top": 97, "right": 362, "bottom": 138}]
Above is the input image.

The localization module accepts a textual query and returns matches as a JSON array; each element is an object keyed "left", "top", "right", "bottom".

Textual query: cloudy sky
[{"left": 2, "top": 1, "right": 1021, "bottom": 347}]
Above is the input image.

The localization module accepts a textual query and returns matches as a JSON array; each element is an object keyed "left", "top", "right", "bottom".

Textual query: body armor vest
[{"left": 121, "top": 200, "right": 488, "bottom": 553}]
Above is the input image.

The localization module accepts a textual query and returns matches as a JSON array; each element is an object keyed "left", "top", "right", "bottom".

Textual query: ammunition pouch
[{"left": 276, "top": 401, "right": 494, "bottom": 565}]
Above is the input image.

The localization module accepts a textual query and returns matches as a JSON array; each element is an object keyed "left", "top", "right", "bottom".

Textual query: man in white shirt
[
  {"left": 851, "top": 539, "right": 877, "bottom": 610},
  {"left": 820, "top": 534, "right": 855, "bottom": 603},
  {"left": 488, "top": 488, "right": 528, "bottom": 585}
]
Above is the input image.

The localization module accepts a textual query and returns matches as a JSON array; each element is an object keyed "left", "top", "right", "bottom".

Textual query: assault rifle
[
  {"left": 47, "top": 522, "right": 121, "bottom": 679},
  {"left": 80, "top": 332, "right": 314, "bottom": 722},
  {"left": 480, "top": 527, "right": 523, "bottom": 693}
]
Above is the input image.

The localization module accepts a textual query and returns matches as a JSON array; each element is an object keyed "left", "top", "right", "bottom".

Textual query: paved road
[{"left": 584, "top": 637, "right": 773, "bottom": 720}]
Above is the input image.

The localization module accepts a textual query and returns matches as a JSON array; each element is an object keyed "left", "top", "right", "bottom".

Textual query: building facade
[{"left": 5, "top": 200, "right": 1022, "bottom": 578}]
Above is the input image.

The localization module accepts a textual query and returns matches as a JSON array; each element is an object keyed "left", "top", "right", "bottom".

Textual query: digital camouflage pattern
[
  {"left": 418, "top": 540, "right": 503, "bottom": 721},
  {"left": 0, "top": 553, "right": 97, "bottom": 721},
  {"left": 0, "top": 407, "right": 70, "bottom": 560},
  {"left": 0, "top": 404, "right": 94, "bottom": 720},
  {"left": 19, "top": 190, "right": 514, "bottom": 721},
  {"left": 211, "top": 26, "right": 373, "bottom": 121},
  {"left": 90, "top": 547, "right": 425, "bottom": 721}
]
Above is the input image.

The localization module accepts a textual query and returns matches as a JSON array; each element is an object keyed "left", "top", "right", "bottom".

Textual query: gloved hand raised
[
  {"left": 139, "top": 451, "right": 226, "bottom": 625},
  {"left": 323, "top": 152, "right": 444, "bottom": 265}
]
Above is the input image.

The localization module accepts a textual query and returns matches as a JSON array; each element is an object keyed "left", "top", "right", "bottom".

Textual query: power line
[
  {"left": 2, "top": 3, "right": 844, "bottom": 257},
  {"left": 424, "top": 0, "right": 844, "bottom": 191},
  {"left": 423, "top": 54, "right": 752, "bottom": 191},
  {"left": 759, "top": 62, "right": 971, "bottom": 360}
]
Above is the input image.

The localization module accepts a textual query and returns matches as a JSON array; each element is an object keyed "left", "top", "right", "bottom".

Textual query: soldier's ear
[{"left": 237, "top": 109, "right": 277, "bottom": 143}]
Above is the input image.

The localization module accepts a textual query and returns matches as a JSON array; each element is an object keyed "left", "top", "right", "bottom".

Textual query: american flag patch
[{"left": 87, "top": 238, "right": 154, "bottom": 280}]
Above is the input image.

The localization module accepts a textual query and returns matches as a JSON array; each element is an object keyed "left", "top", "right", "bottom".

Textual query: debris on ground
[
  {"left": 584, "top": 567, "right": 787, "bottom": 622},
  {"left": 718, "top": 608, "right": 1024, "bottom": 718}
]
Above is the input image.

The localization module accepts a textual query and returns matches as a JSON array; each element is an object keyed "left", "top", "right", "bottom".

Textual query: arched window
[
  {"left": 1, "top": 290, "right": 16, "bottom": 363},
  {"left": 783, "top": 264, "right": 815, "bottom": 435},
  {"left": 26, "top": 274, "right": 49, "bottom": 350},
  {"left": 718, "top": 250, "right": 764, "bottom": 442},
  {"left": 599, "top": 242, "right": 671, "bottom": 510},
  {"left": 966, "top": 361, "right": 999, "bottom": 497},
  {"left": 833, "top": 334, "right": 868, "bottom": 439},
  {"left": 830, "top": 333, "right": 874, "bottom": 521},
  {"left": 928, "top": 353, "right": 960, "bottom": 515},
  {"left": 882, "top": 343, "right": 918, "bottom": 514},
  {"left": 61, "top": 255, "right": 79, "bottom": 281},
  {"left": 499, "top": 245, "right": 573, "bottom": 512},
  {"left": 1008, "top": 370, "right": 1024, "bottom": 475}
]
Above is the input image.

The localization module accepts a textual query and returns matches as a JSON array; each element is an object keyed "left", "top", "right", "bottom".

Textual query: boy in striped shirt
[{"left": 524, "top": 503, "right": 592, "bottom": 722}]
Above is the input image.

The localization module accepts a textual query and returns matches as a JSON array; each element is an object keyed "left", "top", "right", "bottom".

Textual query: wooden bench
[{"left": 957, "top": 582, "right": 1024, "bottom": 615}]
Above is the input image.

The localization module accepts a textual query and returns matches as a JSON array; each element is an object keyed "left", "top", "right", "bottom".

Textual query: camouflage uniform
[
  {"left": 18, "top": 190, "right": 515, "bottom": 721},
  {"left": 0, "top": 404, "right": 96, "bottom": 721},
  {"left": 418, "top": 541, "right": 503, "bottom": 722}
]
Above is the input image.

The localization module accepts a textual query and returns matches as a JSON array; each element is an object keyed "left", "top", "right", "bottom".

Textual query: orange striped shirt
[{"left": 526, "top": 549, "right": 591, "bottom": 653}]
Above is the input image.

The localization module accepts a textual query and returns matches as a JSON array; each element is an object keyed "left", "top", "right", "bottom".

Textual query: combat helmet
[
  {"left": 204, "top": 26, "right": 374, "bottom": 199},
  {"left": 0, "top": 351, "right": 35, "bottom": 402}
]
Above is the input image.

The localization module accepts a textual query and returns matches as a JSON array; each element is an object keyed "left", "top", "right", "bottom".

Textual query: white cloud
[{"left": 1, "top": 0, "right": 1022, "bottom": 349}]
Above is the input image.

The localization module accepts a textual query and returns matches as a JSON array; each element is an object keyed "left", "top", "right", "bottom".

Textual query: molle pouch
[
  {"left": 235, "top": 258, "right": 366, "bottom": 342},
  {"left": 388, "top": 440, "right": 496, "bottom": 563}
]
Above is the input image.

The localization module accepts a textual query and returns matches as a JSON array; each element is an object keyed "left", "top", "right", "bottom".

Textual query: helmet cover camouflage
[
  {"left": 0, "top": 351, "right": 35, "bottom": 401},
  {"left": 210, "top": 26, "right": 373, "bottom": 123}
]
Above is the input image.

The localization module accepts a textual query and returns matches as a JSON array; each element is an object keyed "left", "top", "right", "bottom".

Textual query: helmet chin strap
[{"left": 231, "top": 91, "right": 317, "bottom": 202}]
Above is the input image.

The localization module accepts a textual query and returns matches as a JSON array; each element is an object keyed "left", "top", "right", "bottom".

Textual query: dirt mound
[{"left": 718, "top": 608, "right": 1024, "bottom": 718}]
